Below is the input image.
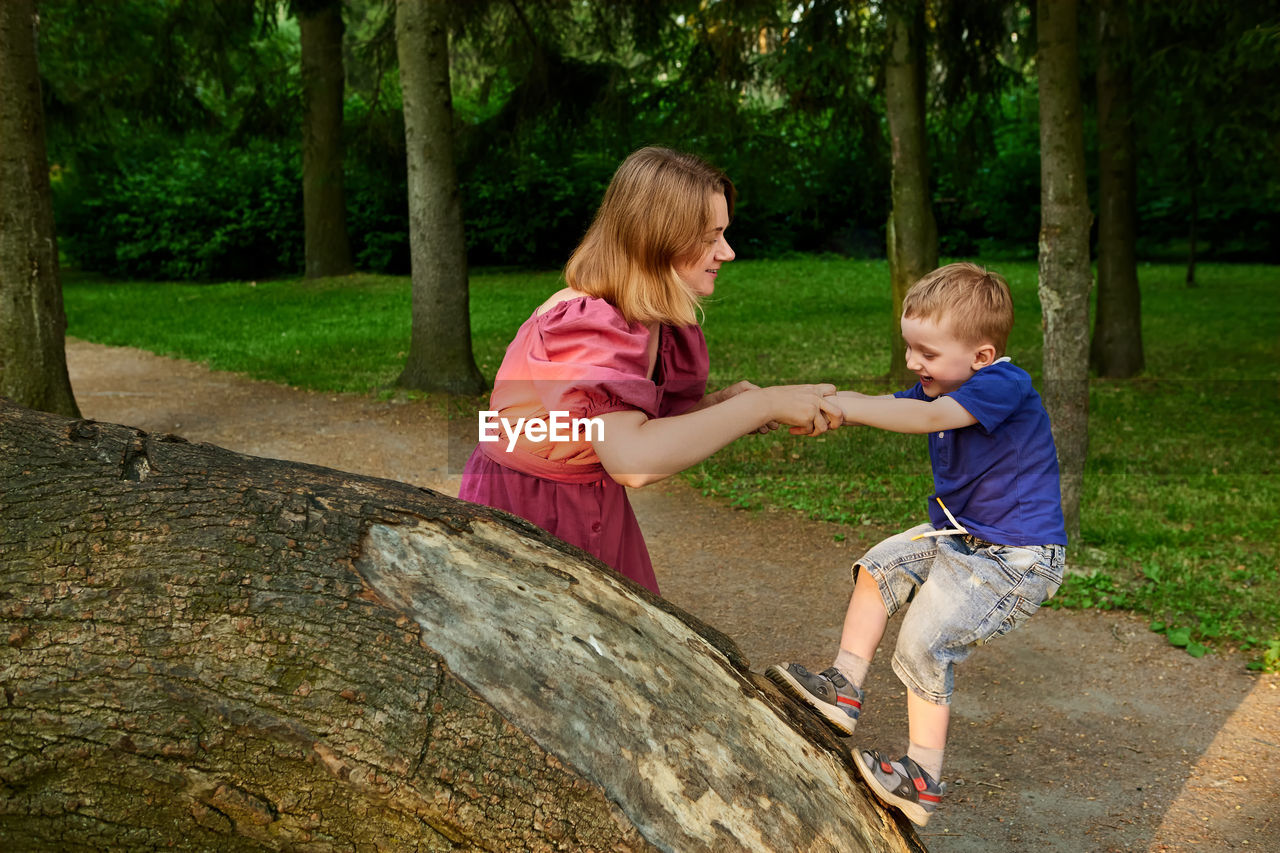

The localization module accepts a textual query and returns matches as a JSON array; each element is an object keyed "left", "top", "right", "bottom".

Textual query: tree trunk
[
  {"left": 300, "top": 0, "right": 354, "bottom": 279},
  {"left": 884, "top": 0, "right": 938, "bottom": 386},
  {"left": 0, "top": 0, "right": 79, "bottom": 418},
  {"left": 1036, "top": 0, "right": 1092, "bottom": 543},
  {"left": 1186, "top": 139, "right": 1199, "bottom": 287},
  {"left": 0, "top": 399, "right": 925, "bottom": 852},
  {"left": 394, "top": 0, "right": 485, "bottom": 395},
  {"left": 1090, "top": 0, "right": 1144, "bottom": 379}
]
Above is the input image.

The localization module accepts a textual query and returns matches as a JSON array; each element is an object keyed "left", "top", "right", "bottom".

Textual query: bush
[
  {"left": 460, "top": 150, "right": 614, "bottom": 268},
  {"left": 344, "top": 152, "right": 410, "bottom": 275},
  {"left": 56, "top": 139, "right": 304, "bottom": 280}
]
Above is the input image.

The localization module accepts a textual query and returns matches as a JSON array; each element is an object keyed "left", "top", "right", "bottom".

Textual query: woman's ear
[{"left": 972, "top": 343, "right": 997, "bottom": 370}]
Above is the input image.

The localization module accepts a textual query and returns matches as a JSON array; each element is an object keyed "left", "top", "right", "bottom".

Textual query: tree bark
[
  {"left": 394, "top": 0, "right": 485, "bottom": 395},
  {"left": 884, "top": 0, "right": 938, "bottom": 386},
  {"left": 300, "top": 0, "right": 354, "bottom": 279},
  {"left": 0, "top": 399, "right": 925, "bottom": 852},
  {"left": 1090, "top": 0, "right": 1144, "bottom": 379},
  {"left": 1036, "top": 0, "right": 1092, "bottom": 543},
  {"left": 1186, "top": 139, "right": 1199, "bottom": 287},
  {"left": 0, "top": 0, "right": 79, "bottom": 418}
]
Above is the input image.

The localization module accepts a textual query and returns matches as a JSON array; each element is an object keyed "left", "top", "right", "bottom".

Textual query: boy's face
[{"left": 900, "top": 315, "right": 994, "bottom": 397}]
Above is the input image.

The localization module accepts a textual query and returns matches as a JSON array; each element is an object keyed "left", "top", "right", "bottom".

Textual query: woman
[{"left": 459, "top": 147, "right": 839, "bottom": 594}]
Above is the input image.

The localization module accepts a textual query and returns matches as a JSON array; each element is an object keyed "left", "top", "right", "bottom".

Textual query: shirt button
[{"left": 591, "top": 521, "right": 603, "bottom": 533}]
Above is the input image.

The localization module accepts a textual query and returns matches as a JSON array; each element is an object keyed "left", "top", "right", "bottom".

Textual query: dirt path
[{"left": 65, "top": 339, "right": 1278, "bottom": 852}]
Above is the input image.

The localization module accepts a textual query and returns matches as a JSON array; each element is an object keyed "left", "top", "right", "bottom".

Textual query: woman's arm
[
  {"left": 693, "top": 380, "right": 758, "bottom": 410},
  {"left": 693, "top": 380, "right": 781, "bottom": 433},
  {"left": 834, "top": 391, "right": 976, "bottom": 434},
  {"left": 593, "top": 385, "right": 842, "bottom": 488}
]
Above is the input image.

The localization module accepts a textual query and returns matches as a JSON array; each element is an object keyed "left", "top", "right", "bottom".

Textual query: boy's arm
[{"left": 834, "top": 390, "right": 976, "bottom": 434}]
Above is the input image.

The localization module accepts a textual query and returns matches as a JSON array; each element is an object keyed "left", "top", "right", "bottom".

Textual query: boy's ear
[{"left": 972, "top": 343, "right": 997, "bottom": 369}]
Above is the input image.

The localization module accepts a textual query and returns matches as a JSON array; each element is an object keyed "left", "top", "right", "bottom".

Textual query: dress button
[{"left": 590, "top": 521, "right": 603, "bottom": 533}]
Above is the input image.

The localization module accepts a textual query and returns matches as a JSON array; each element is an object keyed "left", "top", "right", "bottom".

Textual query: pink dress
[{"left": 458, "top": 296, "right": 709, "bottom": 595}]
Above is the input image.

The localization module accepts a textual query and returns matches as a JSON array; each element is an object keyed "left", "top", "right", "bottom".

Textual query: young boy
[{"left": 766, "top": 262, "right": 1066, "bottom": 827}]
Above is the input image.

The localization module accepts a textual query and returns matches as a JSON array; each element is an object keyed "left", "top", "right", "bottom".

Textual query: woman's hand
[
  {"left": 706, "top": 379, "right": 759, "bottom": 405},
  {"left": 592, "top": 383, "right": 842, "bottom": 488},
  {"left": 757, "top": 384, "right": 843, "bottom": 436},
  {"left": 705, "top": 381, "right": 777, "bottom": 433}
]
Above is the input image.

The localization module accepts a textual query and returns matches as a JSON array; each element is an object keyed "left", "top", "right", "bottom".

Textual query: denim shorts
[{"left": 855, "top": 523, "right": 1066, "bottom": 705}]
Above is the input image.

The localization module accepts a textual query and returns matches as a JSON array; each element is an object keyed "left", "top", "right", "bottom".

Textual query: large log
[{"left": 0, "top": 399, "right": 924, "bottom": 852}]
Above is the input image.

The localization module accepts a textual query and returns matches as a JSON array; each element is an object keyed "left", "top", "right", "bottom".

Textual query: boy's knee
[
  {"left": 851, "top": 563, "right": 894, "bottom": 615},
  {"left": 890, "top": 650, "right": 953, "bottom": 705},
  {"left": 893, "top": 627, "right": 939, "bottom": 672}
]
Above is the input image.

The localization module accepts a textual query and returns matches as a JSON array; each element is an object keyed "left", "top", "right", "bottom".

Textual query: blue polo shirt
[{"left": 896, "top": 359, "right": 1067, "bottom": 546}]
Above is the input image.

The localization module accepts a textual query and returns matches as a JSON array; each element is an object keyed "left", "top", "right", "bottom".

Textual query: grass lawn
[{"left": 63, "top": 259, "right": 1280, "bottom": 670}]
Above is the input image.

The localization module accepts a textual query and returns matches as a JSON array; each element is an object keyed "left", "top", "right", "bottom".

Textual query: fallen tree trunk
[{"left": 0, "top": 399, "right": 924, "bottom": 852}]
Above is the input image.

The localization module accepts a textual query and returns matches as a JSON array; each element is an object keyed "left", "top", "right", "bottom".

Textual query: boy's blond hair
[
  {"left": 902, "top": 262, "right": 1014, "bottom": 356},
  {"left": 565, "top": 147, "right": 736, "bottom": 327}
]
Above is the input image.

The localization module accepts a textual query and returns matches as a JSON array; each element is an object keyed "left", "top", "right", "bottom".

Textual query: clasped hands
[{"left": 711, "top": 380, "right": 847, "bottom": 437}]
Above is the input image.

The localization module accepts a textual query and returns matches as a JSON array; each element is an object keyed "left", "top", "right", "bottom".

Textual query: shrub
[{"left": 56, "top": 139, "right": 304, "bottom": 280}]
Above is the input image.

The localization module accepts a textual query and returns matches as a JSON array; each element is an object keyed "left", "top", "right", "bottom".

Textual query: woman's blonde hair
[
  {"left": 902, "top": 262, "right": 1015, "bottom": 355},
  {"left": 564, "top": 147, "right": 736, "bottom": 326}
]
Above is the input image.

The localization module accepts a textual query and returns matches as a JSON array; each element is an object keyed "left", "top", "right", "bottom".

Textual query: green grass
[{"left": 63, "top": 260, "right": 1280, "bottom": 669}]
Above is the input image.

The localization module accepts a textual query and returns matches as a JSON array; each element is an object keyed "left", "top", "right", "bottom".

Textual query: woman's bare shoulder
[{"left": 534, "top": 287, "right": 594, "bottom": 316}]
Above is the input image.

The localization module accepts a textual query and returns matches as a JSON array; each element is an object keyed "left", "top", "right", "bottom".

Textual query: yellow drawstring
[{"left": 910, "top": 497, "right": 969, "bottom": 540}]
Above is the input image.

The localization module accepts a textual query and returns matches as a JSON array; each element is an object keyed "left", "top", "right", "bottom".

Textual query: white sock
[
  {"left": 833, "top": 648, "right": 871, "bottom": 690},
  {"left": 907, "top": 742, "right": 944, "bottom": 784}
]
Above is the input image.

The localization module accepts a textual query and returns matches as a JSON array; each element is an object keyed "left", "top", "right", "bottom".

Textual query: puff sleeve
[{"left": 519, "top": 297, "right": 661, "bottom": 419}]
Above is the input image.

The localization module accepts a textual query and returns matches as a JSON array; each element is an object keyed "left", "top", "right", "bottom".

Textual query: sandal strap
[{"left": 896, "top": 756, "right": 943, "bottom": 801}]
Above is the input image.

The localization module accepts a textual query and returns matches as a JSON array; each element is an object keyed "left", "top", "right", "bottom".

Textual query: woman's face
[{"left": 674, "top": 192, "right": 735, "bottom": 296}]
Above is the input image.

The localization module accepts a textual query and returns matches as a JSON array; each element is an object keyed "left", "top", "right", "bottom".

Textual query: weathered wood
[{"left": 0, "top": 400, "right": 924, "bottom": 852}]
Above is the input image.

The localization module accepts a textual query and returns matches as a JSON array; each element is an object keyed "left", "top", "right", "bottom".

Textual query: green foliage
[
  {"left": 1130, "top": 2, "right": 1280, "bottom": 261},
  {"left": 39, "top": 0, "right": 301, "bottom": 158},
  {"left": 444, "top": 0, "right": 894, "bottom": 265},
  {"left": 341, "top": 96, "right": 410, "bottom": 274},
  {"left": 460, "top": 149, "right": 617, "bottom": 267},
  {"left": 55, "top": 139, "right": 304, "bottom": 281},
  {"left": 38, "top": 0, "right": 1280, "bottom": 274},
  {"left": 931, "top": 85, "right": 1043, "bottom": 258},
  {"left": 1258, "top": 641, "right": 1280, "bottom": 673},
  {"left": 62, "top": 259, "right": 1280, "bottom": 670}
]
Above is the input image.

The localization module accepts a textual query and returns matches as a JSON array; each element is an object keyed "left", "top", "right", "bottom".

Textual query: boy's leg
[
  {"left": 767, "top": 526, "right": 935, "bottom": 736},
  {"left": 853, "top": 745, "right": 946, "bottom": 827},
  {"left": 854, "top": 687, "right": 948, "bottom": 829},
  {"left": 853, "top": 657, "right": 949, "bottom": 827},
  {"left": 906, "top": 690, "right": 949, "bottom": 783},
  {"left": 852, "top": 540, "right": 971, "bottom": 826},
  {"left": 765, "top": 573, "right": 884, "bottom": 735},
  {"left": 837, "top": 568, "right": 890, "bottom": 678}
]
